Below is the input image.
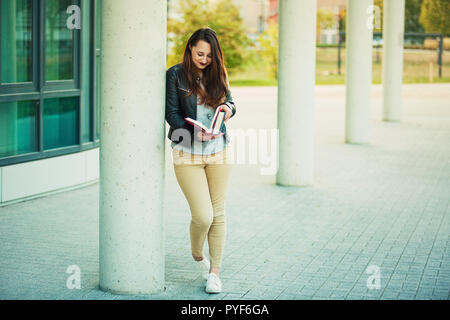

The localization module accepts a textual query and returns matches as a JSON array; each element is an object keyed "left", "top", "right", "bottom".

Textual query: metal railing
[{"left": 336, "top": 32, "right": 445, "bottom": 78}]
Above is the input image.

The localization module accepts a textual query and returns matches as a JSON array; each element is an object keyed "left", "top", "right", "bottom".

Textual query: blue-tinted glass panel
[
  {"left": 81, "top": 0, "right": 92, "bottom": 143},
  {"left": 0, "top": 100, "right": 37, "bottom": 157},
  {"left": 94, "top": 0, "right": 101, "bottom": 141},
  {"left": 45, "top": 0, "right": 74, "bottom": 81},
  {"left": 43, "top": 97, "right": 79, "bottom": 149},
  {"left": 0, "top": 0, "right": 33, "bottom": 83}
]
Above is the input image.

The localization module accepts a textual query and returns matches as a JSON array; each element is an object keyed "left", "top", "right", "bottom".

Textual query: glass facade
[
  {"left": 0, "top": 100, "right": 38, "bottom": 157},
  {"left": 81, "top": 0, "right": 93, "bottom": 143},
  {"left": 43, "top": 96, "right": 79, "bottom": 149},
  {"left": 45, "top": 0, "right": 75, "bottom": 81},
  {"left": 94, "top": 0, "right": 101, "bottom": 141},
  {"left": 0, "top": 0, "right": 33, "bottom": 84},
  {"left": 0, "top": 0, "right": 101, "bottom": 165}
]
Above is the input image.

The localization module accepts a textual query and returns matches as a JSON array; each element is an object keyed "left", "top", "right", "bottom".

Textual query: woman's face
[{"left": 190, "top": 40, "right": 212, "bottom": 70}]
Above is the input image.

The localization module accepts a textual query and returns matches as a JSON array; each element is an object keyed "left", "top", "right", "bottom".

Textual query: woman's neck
[
  {"left": 194, "top": 71, "right": 203, "bottom": 82},
  {"left": 192, "top": 65, "right": 203, "bottom": 77}
]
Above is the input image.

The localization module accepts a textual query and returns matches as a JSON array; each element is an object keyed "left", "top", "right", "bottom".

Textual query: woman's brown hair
[{"left": 181, "top": 28, "right": 229, "bottom": 109}]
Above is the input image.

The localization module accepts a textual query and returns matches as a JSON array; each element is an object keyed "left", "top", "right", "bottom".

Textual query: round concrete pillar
[
  {"left": 345, "top": 0, "right": 373, "bottom": 144},
  {"left": 99, "top": 0, "right": 167, "bottom": 294},
  {"left": 382, "top": 0, "right": 405, "bottom": 121},
  {"left": 277, "top": 0, "right": 316, "bottom": 187}
]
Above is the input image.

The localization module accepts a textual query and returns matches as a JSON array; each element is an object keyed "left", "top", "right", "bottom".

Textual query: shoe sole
[{"left": 205, "top": 288, "right": 221, "bottom": 294}]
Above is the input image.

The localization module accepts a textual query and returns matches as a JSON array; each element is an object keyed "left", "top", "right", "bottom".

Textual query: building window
[
  {"left": 43, "top": 96, "right": 79, "bottom": 150},
  {"left": 1, "top": 0, "right": 33, "bottom": 84},
  {"left": 0, "top": 100, "right": 38, "bottom": 158},
  {"left": 45, "top": 0, "right": 76, "bottom": 81},
  {"left": 0, "top": 0, "right": 100, "bottom": 166}
]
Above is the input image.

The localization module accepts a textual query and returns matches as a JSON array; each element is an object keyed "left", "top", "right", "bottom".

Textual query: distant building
[
  {"left": 222, "top": 0, "right": 270, "bottom": 41},
  {"left": 268, "top": 0, "right": 278, "bottom": 24},
  {"left": 317, "top": 0, "right": 346, "bottom": 14}
]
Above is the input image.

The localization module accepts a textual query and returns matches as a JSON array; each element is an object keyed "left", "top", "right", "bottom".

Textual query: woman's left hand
[{"left": 219, "top": 105, "right": 232, "bottom": 123}]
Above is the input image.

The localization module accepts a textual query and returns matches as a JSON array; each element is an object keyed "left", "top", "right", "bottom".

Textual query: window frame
[
  {"left": 41, "top": 0, "right": 80, "bottom": 91},
  {"left": 0, "top": 0, "right": 39, "bottom": 93},
  {"left": 0, "top": 0, "right": 100, "bottom": 168}
]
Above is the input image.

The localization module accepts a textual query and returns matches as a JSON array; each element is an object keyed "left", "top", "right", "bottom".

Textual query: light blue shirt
[
  {"left": 171, "top": 78, "right": 231, "bottom": 155},
  {"left": 171, "top": 96, "right": 229, "bottom": 155}
]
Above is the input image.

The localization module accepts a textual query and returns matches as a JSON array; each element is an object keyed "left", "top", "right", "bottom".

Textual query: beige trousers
[{"left": 172, "top": 147, "right": 232, "bottom": 269}]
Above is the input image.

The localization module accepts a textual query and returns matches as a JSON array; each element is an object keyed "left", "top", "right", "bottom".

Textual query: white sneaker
[
  {"left": 195, "top": 258, "right": 210, "bottom": 280},
  {"left": 205, "top": 273, "right": 222, "bottom": 294}
]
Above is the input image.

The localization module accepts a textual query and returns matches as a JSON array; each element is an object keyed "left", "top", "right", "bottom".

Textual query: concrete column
[
  {"left": 345, "top": 0, "right": 373, "bottom": 144},
  {"left": 382, "top": 0, "right": 405, "bottom": 121},
  {"left": 99, "top": 0, "right": 167, "bottom": 294},
  {"left": 276, "top": 0, "right": 316, "bottom": 186}
]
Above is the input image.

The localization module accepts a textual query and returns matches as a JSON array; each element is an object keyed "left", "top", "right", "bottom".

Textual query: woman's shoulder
[
  {"left": 167, "top": 63, "right": 182, "bottom": 74},
  {"left": 167, "top": 63, "right": 189, "bottom": 87}
]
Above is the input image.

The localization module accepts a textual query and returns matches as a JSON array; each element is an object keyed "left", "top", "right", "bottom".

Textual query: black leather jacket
[{"left": 165, "top": 63, "right": 236, "bottom": 148}]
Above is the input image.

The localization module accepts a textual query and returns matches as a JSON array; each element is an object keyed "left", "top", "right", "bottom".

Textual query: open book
[{"left": 184, "top": 108, "right": 226, "bottom": 136}]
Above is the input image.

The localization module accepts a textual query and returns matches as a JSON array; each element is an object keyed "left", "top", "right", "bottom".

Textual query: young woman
[{"left": 165, "top": 28, "right": 236, "bottom": 294}]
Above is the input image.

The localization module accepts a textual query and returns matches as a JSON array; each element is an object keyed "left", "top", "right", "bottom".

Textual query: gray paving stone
[{"left": 1, "top": 84, "right": 450, "bottom": 300}]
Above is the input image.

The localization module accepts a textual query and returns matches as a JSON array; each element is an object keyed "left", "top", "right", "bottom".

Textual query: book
[{"left": 184, "top": 107, "right": 226, "bottom": 136}]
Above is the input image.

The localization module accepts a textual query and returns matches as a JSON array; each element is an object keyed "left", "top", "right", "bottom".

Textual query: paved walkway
[{"left": 0, "top": 84, "right": 449, "bottom": 300}]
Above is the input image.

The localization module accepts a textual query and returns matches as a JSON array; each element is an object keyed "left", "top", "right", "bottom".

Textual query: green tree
[
  {"left": 257, "top": 8, "right": 339, "bottom": 80},
  {"left": 167, "top": 0, "right": 253, "bottom": 74},
  {"left": 337, "top": 1, "right": 382, "bottom": 36},
  {"left": 405, "top": 0, "right": 425, "bottom": 33},
  {"left": 257, "top": 22, "right": 278, "bottom": 80},
  {"left": 420, "top": 0, "right": 450, "bottom": 36},
  {"left": 317, "top": 9, "right": 335, "bottom": 40},
  {"left": 372, "top": 0, "right": 426, "bottom": 33},
  {"left": 338, "top": 9, "right": 346, "bottom": 34},
  {"left": 374, "top": 0, "right": 384, "bottom": 31},
  {"left": 338, "top": 1, "right": 426, "bottom": 34}
]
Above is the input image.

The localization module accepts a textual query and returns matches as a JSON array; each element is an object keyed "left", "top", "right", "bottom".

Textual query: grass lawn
[{"left": 229, "top": 47, "right": 450, "bottom": 87}]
